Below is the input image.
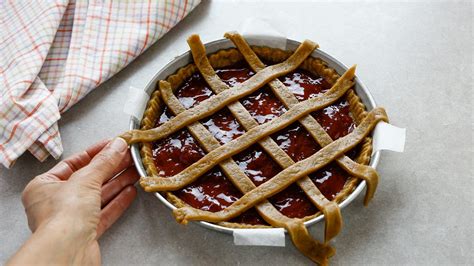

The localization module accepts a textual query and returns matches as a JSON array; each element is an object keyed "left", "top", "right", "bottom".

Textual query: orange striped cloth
[{"left": 0, "top": 0, "right": 200, "bottom": 168}]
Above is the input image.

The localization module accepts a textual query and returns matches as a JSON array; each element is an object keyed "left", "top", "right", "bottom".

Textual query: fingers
[
  {"left": 46, "top": 139, "right": 110, "bottom": 180},
  {"left": 101, "top": 167, "right": 139, "bottom": 207},
  {"left": 96, "top": 185, "right": 137, "bottom": 238},
  {"left": 73, "top": 138, "right": 131, "bottom": 184}
]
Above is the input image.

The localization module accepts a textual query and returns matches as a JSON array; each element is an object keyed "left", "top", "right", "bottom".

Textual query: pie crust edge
[{"left": 138, "top": 46, "right": 373, "bottom": 229}]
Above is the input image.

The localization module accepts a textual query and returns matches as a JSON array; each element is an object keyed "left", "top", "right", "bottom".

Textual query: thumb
[{"left": 76, "top": 138, "right": 129, "bottom": 184}]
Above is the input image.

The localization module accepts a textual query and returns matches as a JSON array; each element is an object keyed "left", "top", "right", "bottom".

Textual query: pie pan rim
[{"left": 129, "top": 37, "right": 380, "bottom": 234}]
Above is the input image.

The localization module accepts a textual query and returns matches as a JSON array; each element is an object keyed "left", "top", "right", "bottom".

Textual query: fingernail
[
  {"left": 56, "top": 161, "right": 71, "bottom": 174},
  {"left": 108, "top": 138, "right": 128, "bottom": 152}
]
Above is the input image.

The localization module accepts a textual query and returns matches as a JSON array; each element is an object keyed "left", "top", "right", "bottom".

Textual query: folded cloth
[{"left": 0, "top": 0, "right": 200, "bottom": 168}]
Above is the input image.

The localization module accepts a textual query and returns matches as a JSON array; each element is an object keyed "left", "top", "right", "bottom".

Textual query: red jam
[{"left": 151, "top": 62, "right": 356, "bottom": 225}]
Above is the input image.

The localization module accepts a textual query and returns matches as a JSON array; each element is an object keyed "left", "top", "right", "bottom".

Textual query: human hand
[{"left": 8, "top": 138, "right": 139, "bottom": 265}]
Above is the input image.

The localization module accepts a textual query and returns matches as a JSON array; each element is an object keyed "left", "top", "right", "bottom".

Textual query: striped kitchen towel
[{"left": 0, "top": 0, "right": 200, "bottom": 168}]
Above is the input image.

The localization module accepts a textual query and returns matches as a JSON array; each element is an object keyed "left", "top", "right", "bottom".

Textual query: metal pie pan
[{"left": 130, "top": 37, "right": 380, "bottom": 234}]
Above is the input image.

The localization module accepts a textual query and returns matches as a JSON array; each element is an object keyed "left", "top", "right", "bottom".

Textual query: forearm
[{"left": 7, "top": 220, "right": 93, "bottom": 265}]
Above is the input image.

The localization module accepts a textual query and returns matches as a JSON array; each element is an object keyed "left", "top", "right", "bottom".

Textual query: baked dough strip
[
  {"left": 139, "top": 65, "right": 355, "bottom": 191},
  {"left": 160, "top": 82, "right": 334, "bottom": 265},
  {"left": 225, "top": 32, "right": 380, "bottom": 206},
  {"left": 186, "top": 34, "right": 341, "bottom": 243},
  {"left": 173, "top": 107, "right": 388, "bottom": 224},
  {"left": 119, "top": 36, "right": 317, "bottom": 144}
]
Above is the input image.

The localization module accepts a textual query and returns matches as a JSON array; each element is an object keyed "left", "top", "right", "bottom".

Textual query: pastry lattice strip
[
  {"left": 224, "top": 32, "right": 380, "bottom": 206},
  {"left": 120, "top": 33, "right": 388, "bottom": 265},
  {"left": 173, "top": 109, "right": 387, "bottom": 223},
  {"left": 184, "top": 34, "right": 344, "bottom": 243},
  {"left": 139, "top": 69, "right": 357, "bottom": 190},
  {"left": 137, "top": 65, "right": 357, "bottom": 190},
  {"left": 159, "top": 80, "right": 334, "bottom": 264},
  {"left": 121, "top": 34, "right": 317, "bottom": 144}
]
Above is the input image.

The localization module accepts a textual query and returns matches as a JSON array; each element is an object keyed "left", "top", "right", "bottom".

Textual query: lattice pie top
[{"left": 120, "top": 32, "right": 388, "bottom": 265}]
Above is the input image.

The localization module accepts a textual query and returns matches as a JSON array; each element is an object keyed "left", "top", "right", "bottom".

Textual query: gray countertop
[{"left": 1, "top": 1, "right": 472, "bottom": 265}]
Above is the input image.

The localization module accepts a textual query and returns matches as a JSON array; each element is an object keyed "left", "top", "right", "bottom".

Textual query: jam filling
[{"left": 151, "top": 62, "right": 356, "bottom": 225}]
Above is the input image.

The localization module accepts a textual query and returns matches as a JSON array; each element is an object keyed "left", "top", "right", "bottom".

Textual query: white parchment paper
[
  {"left": 123, "top": 86, "right": 150, "bottom": 120},
  {"left": 372, "top": 122, "right": 406, "bottom": 155},
  {"left": 233, "top": 228, "right": 285, "bottom": 247}
]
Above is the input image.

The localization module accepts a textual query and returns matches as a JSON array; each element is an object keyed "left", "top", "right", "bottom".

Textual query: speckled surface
[{"left": 1, "top": 1, "right": 472, "bottom": 265}]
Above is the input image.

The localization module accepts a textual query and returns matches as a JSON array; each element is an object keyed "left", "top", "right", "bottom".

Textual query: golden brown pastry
[{"left": 119, "top": 32, "right": 388, "bottom": 265}]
